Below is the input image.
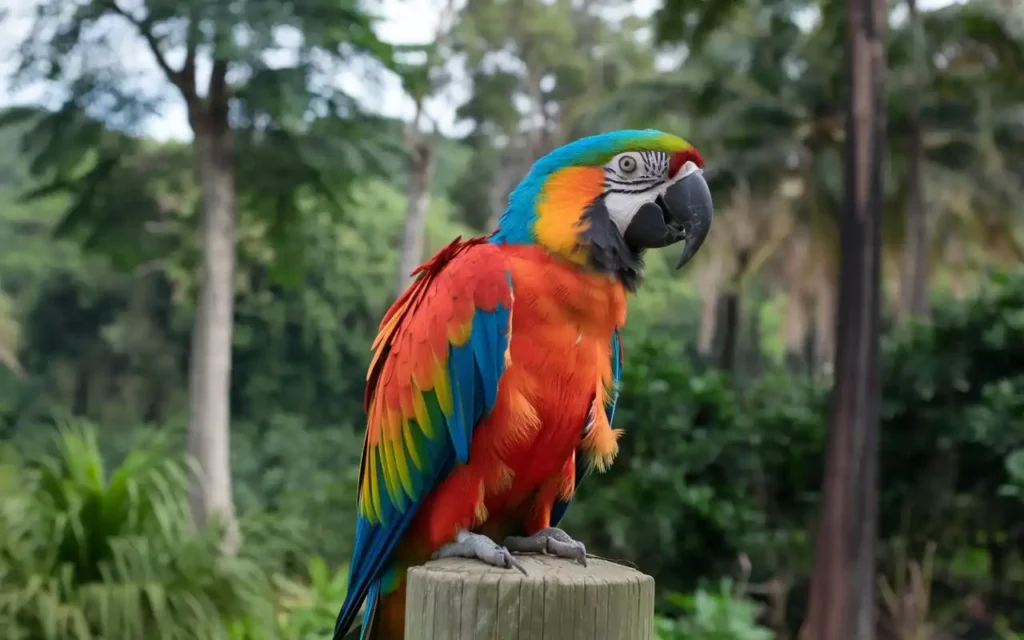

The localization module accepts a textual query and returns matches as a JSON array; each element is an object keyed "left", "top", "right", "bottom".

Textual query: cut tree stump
[{"left": 404, "top": 555, "right": 655, "bottom": 640}]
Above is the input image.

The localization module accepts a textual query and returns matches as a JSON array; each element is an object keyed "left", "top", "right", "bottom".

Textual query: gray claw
[
  {"left": 504, "top": 527, "right": 588, "bottom": 567},
  {"left": 433, "top": 529, "right": 528, "bottom": 575}
]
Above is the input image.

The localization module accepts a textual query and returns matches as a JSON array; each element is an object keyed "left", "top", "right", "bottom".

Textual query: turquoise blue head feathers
[{"left": 489, "top": 129, "right": 713, "bottom": 290}]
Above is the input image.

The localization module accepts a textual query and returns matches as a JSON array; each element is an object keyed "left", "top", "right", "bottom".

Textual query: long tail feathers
[
  {"left": 341, "top": 625, "right": 363, "bottom": 640},
  {"left": 334, "top": 579, "right": 381, "bottom": 640},
  {"left": 359, "top": 581, "right": 382, "bottom": 640}
]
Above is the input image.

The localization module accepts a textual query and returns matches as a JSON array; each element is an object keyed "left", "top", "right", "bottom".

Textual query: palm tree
[
  {"left": 887, "top": 3, "right": 1024, "bottom": 305},
  {"left": 593, "top": 0, "right": 1024, "bottom": 373},
  {"left": 587, "top": 0, "right": 846, "bottom": 369},
  {"left": 642, "top": 2, "right": 1023, "bottom": 636},
  {"left": 899, "top": 0, "right": 928, "bottom": 320},
  {"left": 801, "top": 0, "right": 888, "bottom": 633}
]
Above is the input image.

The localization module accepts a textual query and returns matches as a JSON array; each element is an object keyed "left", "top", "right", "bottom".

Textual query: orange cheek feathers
[{"left": 533, "top": 166, "right": 605, "bottom": 265}]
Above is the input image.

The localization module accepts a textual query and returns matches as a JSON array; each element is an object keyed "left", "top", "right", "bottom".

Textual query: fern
[{"left": 0, "top": 422, "right": 277, "bottom": 639}]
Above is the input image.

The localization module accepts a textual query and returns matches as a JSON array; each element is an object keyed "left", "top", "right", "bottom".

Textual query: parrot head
[{"left": 491, "top": 129, "right": 713, "bottom": 290}]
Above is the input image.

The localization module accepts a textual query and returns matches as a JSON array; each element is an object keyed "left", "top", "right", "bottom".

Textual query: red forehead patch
[{"left": 669, "top": 149, "right": 704, "bottom": 176}]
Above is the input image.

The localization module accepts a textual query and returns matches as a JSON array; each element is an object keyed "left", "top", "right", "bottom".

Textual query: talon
[
  {"left": 504, "top": 527, "right": 588, "bottom": 567},
  {"left": 433, "top": 529, "right": 528, "bottom": 574}
]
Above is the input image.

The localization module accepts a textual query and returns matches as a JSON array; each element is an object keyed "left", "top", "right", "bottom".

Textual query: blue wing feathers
[
  {"left": 334, "top": 291, "right": 511, "bottom": 640},
  {"left": 447, "top": 342, "right": 475, "bottom": 463},
  {"left": 474, "top": 305, "right": 509, "bottom": 411},
  {"left": 358, "top": 581, "right": 381, "bottom": 639},
  {"left": 340, "top": 450, "right": 456, "bottom": 640},
  {"left": 607, "top": 328, "right": 623, "bottom": 424}
]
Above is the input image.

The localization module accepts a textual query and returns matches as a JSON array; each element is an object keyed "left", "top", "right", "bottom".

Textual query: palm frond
[{"left": 0, "top": 423, "right": 276, "bottom": 640}]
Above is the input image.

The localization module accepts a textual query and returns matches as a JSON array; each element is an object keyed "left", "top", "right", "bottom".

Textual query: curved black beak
[{"left": 622, "top": 169, "right": 714, "bottom": 270}]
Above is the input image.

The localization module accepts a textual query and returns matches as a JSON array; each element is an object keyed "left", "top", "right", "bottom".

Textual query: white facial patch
[
  {"left": 604, "top": 191, "right": 656, "bottom": 234},
  {"left": 601, "top": 152, "right": 701, "bottom": 235}
]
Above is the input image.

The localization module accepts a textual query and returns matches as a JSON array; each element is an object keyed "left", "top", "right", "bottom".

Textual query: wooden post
[{"left": 404, "top": 555, "right": 656, "bottom": 640}]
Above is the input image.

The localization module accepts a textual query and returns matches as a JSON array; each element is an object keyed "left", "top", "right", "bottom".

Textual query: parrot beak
[{"left": 622, "top": 165, "right": 714, "bottom": 270}]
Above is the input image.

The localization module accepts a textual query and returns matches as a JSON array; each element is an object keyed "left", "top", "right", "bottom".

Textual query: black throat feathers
[{"left": 578, "top": 196, "right": 645, "bottom": 292}]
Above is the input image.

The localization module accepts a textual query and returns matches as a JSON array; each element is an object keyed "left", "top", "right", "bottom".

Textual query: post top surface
[{"left": 407, "top": 555, "right": 654, "bottom": 585}]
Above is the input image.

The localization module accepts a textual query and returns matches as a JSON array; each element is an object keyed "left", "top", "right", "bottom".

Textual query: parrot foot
[
  {"left": 432, "top": 529, "right": 527, "bottom": 575},
  {"left": 504, "top": 527, "right": 588, "bottom": 567}
]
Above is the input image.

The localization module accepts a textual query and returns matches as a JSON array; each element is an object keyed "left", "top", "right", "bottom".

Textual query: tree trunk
[
  {"left": 718, "top": 292, "right": 740, "bottom": 372},
  {"left": 898, "top": 0, "right": 929, "bottom": 320},
  {"left": 801, "top": 0, "right": 886, "bottom": 636},
  {"left": 814, "top": 273, "right": 836, "bottom": 373},
  {"left": 784, "top": 292, "right": 809, "bottom": 370},
  {"left": 697, "top": 293, "right": 719, "bottom": 356},
  {"left": 396, "top": 135, "right": 438, "bottom": 296},
  {"left": 187, "top": 116, "right": 239, "bottom": 554},
  {"left": 718, "top": 249, "right": 750, "bottom": 373},
  {"left": 783, "top": 231, "right": 811, "bottom": 369},
  {"left": 694, "top": 258, "right": 722, "bottom": 356}
]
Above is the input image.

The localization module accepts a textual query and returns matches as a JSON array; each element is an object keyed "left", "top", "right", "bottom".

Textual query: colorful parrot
[{"left": 333, "top": 129, "right": 713, "bottom": 640}]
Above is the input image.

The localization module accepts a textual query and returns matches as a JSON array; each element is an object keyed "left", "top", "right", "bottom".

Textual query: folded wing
[{"left": 334, "top": 237, "right": 513, "bottom": 638}]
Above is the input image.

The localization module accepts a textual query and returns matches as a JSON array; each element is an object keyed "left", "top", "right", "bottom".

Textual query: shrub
[
  {"left": 230, "top": 555, "right": 350, "bottom": 640},
  {"left": 0, "top": 423, "right": 276, "bottom": 639},
  {"left": 654, "top": 579, "right": 774, "bottom": 640}
]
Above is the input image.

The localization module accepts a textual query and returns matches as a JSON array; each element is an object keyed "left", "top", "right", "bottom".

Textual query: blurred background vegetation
[{"left": 0, "top": 0, "right": 1022, "bottom": 637}]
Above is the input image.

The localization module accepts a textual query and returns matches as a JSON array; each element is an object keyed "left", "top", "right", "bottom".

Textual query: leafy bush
[
  {"left": 654, "top": 580, "right": 773, "bottom": 640},
  {"left": 0, "top": 424, "right": 276, "bottom": 640},
  {"left": 231, "top": 414, "right": 362, "bottom": 570},
  {"left": 563, "top": 341, "right": 827, "bottom": 597},
  {"left": 274, "top": 556, "right": 349, "bottom": 640},
  {"left": 230, "top": 556, "right": 349, "bottom": 640},
  {"left": 568, "top": 268, "right": 1024, "bottom": 628}
]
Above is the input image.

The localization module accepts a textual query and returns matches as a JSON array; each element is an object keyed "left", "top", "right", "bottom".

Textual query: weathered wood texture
[{"left": 404, "top": 555, "right": 655, "bottom": 640}]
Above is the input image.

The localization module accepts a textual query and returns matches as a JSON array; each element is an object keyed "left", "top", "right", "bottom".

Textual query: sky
[{"left": 0, "top": 0, "right": 962, "bottom": 142}]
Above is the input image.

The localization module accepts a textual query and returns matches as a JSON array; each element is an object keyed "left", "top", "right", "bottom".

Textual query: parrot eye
[{"left": 617, "top": 155, "right": 638, "bottom": 173}]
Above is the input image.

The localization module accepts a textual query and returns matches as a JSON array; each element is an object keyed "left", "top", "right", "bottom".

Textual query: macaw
[{"left": 333, "top": 129, "right": 713, "bottom": 640}]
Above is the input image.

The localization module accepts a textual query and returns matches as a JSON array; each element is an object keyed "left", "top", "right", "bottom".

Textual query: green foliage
[
  {"left": 230, "top": 416, "right": 362, "bottom": 569},
  {"left": 0, "top": 423, "right": 275, "bottom": 639},
  {"left": 229, "top": 556, "right": 349, "bottom": 640},
  {"left": 654, "top": 580, "right": 773, "bottom": 640},
  {"left": 995, "top": 619, "right": 1024, "bottom": 639},
  {"left": 3, "top": 0, "right": 404, "bottom": 284},
  {"left": 565, "top": 267, "right": 1024, "bottom": 629},
  {"left": 232, "top": 179, "right": 472, "bottom": 428},
  {"left": 0, "top": 288, "right": 21, "bottom": 375},
  {"left": 879, "top": 270, "right": 1024, "bottom": 551},
  {"left": 0, "top": 161, "right": 470, "bottom": 432},
  {"left": 446, "top": 0, "right": 658, "bottom": 229},
  {"left": 272, "top": 557, "right": 350, "bottom": 640},
  {"left": 562, "top": 339, "right": 827, "bottom": 594}
]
